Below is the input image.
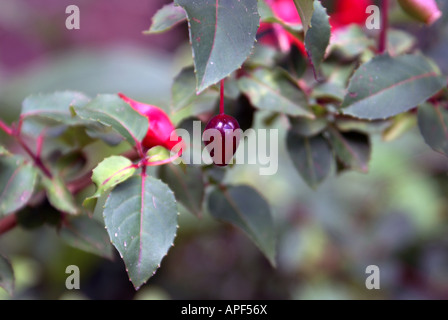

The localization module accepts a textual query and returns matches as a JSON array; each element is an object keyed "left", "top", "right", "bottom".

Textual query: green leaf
[
  {"left": 321, "top": 63, "right": 356, "bottom": 88},
  {"left": 286, "top": 132, "right": 333, "bottom": 189},
  {"left": 146, "top": 146, "right": 171, "bottom": 163},
  {"left": 258, "top": 0, "right": 275, "bottom": 21},
  {"left": 312, "top": 82, "right": 345, "bottom": 102},
  {"left": 42, "top": 177, "right": 79, "bottom": 215},
  {"left": 293, "top": 0, "right": 314, "bottom": 34},
  {"left": 258, "top": 0, "right": 304, "bottom": 40},
  {"left": 0, "top": 146, "right": 11, "bottom": 156},
  {"left": 329, "top": 25, "right": 375, "bottom": 59},
  {"left": 159, "top": 164, "right": 204, "bottom": 217},
  {"left": 104, "top": 176, "right": 178, "bottom": 289},
  {"left": 304, "top": 0, "right": 331, "bottom": 73},
  {"left": 0, "top": 255, "right": 14, "bottom": 296},
  {"left": 382, "top": 112, "right": 417, "bottom": 142},
  {"left": 21, "top": 91, "right": 90, "bottom": 125},
  {"left": 238, "top": 68, "right": 313, "bottom": 117},
  {"left": 16, "top": 203, "right": 61, "bottom": 230},
  {"left": 84, "top": 123, "right": 124, "bottom": 146},
  {"left": 289, "top": 116, "right": 327, "bottom": 137},
  {"left": 387, "top": 29, "right": 416, "bottom": 57},
  {"left": 336, "top": 118, "right": 391, "bottom": 134},
  {"left": 418, "top": 103, "right": 448, "bottom": 157},
  {"left": 175, "top": 0, "right": 260, "bottom": 93},
  {"left": 60, "top": 215, "right": 114, "bottom": 260},
  {"left": 0, "top": 156, "right": 38, "bottom": 217},
  {"left": 174, "top": 117, "right": 205, "bottom": 165},
  {"left": 327, "top": 128, "right": 371, "bottom": 173},
  {"left": 71, "top": 94, "right": 148, "bottom": 148},
  {"left": 342, "top": 54, "right": 446, "bottom": 120},
  {"left": 143, "top": 3, "right": 186, "bottom": 34},
  {"left": 54, "top": 150, "right": 87, "bottom": 181},
  {"left": 208, "top": 185, "right": 276, "bottom": 266},
  {"left": 172, "top": 66, "right": 201, "bottom": 112},
  {"left": 83, "top": 156, "right": 136, "bottom": 210}
]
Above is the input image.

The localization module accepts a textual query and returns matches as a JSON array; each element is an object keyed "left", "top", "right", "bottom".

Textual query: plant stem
[
  {"left": 379, "top": 0, "right": 389, "bottom": 54},
  {"left": 1, "top": 118, "right": 53, "bottom": 178},
  {"left": 220, "top": 79, "right": 225, "bottom": 115},
  {"left": 0, "top": 119, "right": 13, "bottom": 136},
  {"left": 0, "top": 214, "right": 17, "bottom": 236},
  {"left": 16, "top": 135, "right": 52, "bottom": 178}
]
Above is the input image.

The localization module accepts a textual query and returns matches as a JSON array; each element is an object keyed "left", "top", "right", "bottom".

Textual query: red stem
[
  {"left": 0, "top": 214, "right": 17, "bottom": 236},
  {"left": 220, "top": 79, "right": 225, "bottom": 115},
  {"left": 144, "top": 152, "right": 182, "bottom": 167},
  {"left": 0, "top": 119, "right": 13, "bottom": 136},
  {"left": 1, "top": 117, "right": 52, "bottom": 178},
  {"left": 379, "top": 0, "right": 389, "bottom": 54},
  {"left": 16, "top": 136, "right": 52, "bottom": 178}
]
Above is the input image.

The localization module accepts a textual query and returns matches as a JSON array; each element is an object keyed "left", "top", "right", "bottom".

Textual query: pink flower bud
[
  {"left": 398, "top": 0, "right": 442, "bottom": 25},
  {"left": 118, "top": 93, "right": 183, "bottom": 153}
]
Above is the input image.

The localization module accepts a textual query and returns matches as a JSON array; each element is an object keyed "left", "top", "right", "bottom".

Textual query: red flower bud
[
  {"left": 397, "top": 0, "right": 442, "bottom": 25},
  {"left": 118, "top": 93, "right": 183, "bottom": 153},
  {"left": 259, "top": 0, "right": 373, "bottom": 53},
  {"left": 330, "top": 0, "right": 372, "bottom": 29}
]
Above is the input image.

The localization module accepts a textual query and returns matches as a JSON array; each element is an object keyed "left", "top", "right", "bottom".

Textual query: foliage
[{"left": 1, "top": 0, "right": 447, "bottom": 294}]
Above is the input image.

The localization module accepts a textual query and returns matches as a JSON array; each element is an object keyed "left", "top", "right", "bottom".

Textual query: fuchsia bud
[
  {"left": 118, "top": 93, "right": 183, "bottom": 153},
  {"left": 398, "top": 0, "right": 442, "bottom": 25}
]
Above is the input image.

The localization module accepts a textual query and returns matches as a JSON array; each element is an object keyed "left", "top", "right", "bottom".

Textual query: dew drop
[{"left": 114, "top": 233, "right": 118, "bottom": 237}]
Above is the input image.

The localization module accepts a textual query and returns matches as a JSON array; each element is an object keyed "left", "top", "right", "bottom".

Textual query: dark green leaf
[
  {"left": 329, "top": 25, "right": 375, "bottom": 59},
  {"left": 84, "top": 123, "right": 124, "bottom": 146},
  {"left": 159, "top": 164, "right": 204, "bottom": 217},
  {"left": 208, "top": 185, "right": 276, "bottom": 266},
  {"left": 238, "top": 68, "right": 313, "bottom": 117},
  {"left": 342, "top": 54, "right": 446, "bottom": 120},
  {"left": 312, "top": 82, "right": 345, "bottom": 102},
  {"left": 226, "top": 94, "right": 255, "bottom": 132},
  {"left": 104, "top": 176, "right": 178, "bottom": 289},
  {"left": 172, "top": 66, "right": 197, "bottom": 112},
  {"left": 71, "top": 94, "right": 148, "bottom": 148},
  {"left": 176, "top": 117, "right": 205, "bottom": 165},
  {"left": 42, "top": 176, "right": 79, "bottom": 215},
  {"left": 0, "top": 156, "right": 38, "bottom": 217},
  {"left": 304, "top": 0, "right": 331, "bottom": 73},
  {"left": 175, "top": 0, "right": 259, "bottom": 93},
  {"left": 21, "top": 91, "right": 90, "bottom": 126},
  {"left": 289, "top": 116, "right": 327, "bottom": 137},
  {"left": 54, "top": 150, "right": 87, "bottom": 181},
  {"left": 83, "top": 156, "right": 136, "bottom": 210},
  {"left": 418, "top": 103, "right": 448, "bottom": 157},
  {"left": 286, "top": 132, "right": 333, "bottom": 189},
  {"left": 203, "top": 165, "right": 227, "bottom": 184},
  {"left": 144, "top": 3, "right": 186, "bottom": 34},
  {"left": 293, "top": 0, "right": 314, "bottom": 34},
  {"left": 0, "top": 255, "right": 14, "bottom": 296},
  {"left": 327, "top": 128, "right": 371, "bottom": 173},
  {"left": 60, "top": 215, "right": 114, "bottom": 260},
  {"left": 281, "top": 45, "right": 308, "bottom": 79},
  {"left": 16, "top": 200, "right": 61, "bottom": 230}
]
